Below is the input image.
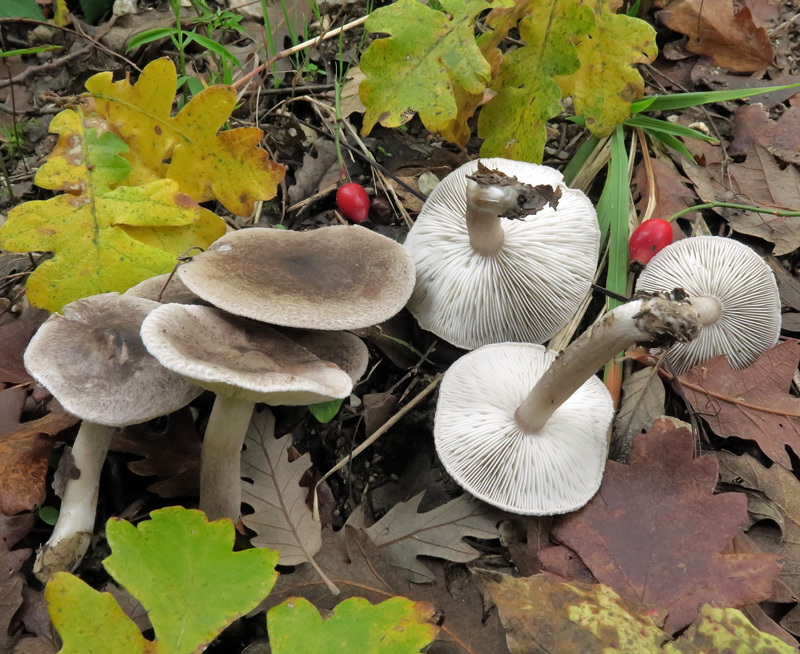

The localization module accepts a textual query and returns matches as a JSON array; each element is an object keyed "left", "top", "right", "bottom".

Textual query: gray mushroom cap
[
  {"left": 177, "top": 225, "right": 416, "bottom": 330},
  {"left": 287, "top": 330, "right": 369, "bottom": 384},
  {"left": 23, "top": 293, "right": 203, "bottom": 426},
  {"left": 404, "top": 158, "right": 600, "bottom": 350},
  {"left": 435, "top": 343, "right": 612, "bottom": 515},
  {"left": 140, "top": 304, "right": 354, "bottom": 405},
  {"left": 125, "top": 273, "right": 201, "bottom": 304},
  {"left": 635, "top": 236, "right": 781, "bottom": 373}
]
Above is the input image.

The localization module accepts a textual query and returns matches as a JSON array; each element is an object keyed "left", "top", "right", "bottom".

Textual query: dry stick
[
  {"left": 312, "top": 374, "right": 442, "bottom": 521},
  {"left": 232, "top": 15, "right": 368, "bottom": 90}
]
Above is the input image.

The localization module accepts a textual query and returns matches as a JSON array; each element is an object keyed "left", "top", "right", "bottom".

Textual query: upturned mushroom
[
  {"left": 176, "top": 225, "right": 416, "bottom": 330},
  {"left": 635, "top": 236, "right": 781, "bottom": 374},
  {"left": 140, "top": 304, "right": 366, "bottom": 521},
  {"left": 435, "top": 291, "right": 701, "bottom": 514},
  {"left": 24, "top": 293, "right": 202, "bottom": 578},
  {"left": 404, "top": 158, "right": 600, "bottom": 349}
]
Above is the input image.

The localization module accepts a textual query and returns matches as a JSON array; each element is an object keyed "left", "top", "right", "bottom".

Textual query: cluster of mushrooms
[{"left": 23, "top": 156, "right": 782, "bottom": 579}]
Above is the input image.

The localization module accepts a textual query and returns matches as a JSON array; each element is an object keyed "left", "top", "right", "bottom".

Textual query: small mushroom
[
  {"left": 404, "top": 158, "right": 600, "bottom": 349},
  {"left": 635, "top": 236, "right": 781, "bottom": 373},
  {"left": 125, "top": 272, "right": 201, "bottom": 304},
  {"left": 24, "top": 293, "right": 202, "bottom": 579},
  {"left": 435, "top": 292, "right": 701, "bottom": 514},
  {"left": 176, "top": 225, "right": 416, "bottom": 330},
  {"left": 140, "top": 304, "right": 356, "bottom": 521}
]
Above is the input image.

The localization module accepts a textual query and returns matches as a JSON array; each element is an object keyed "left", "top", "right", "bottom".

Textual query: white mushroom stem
[
  {"left": 34, "top": 422, "right": 115, "bottom": 580},
  {"left": 464, "top": 181, "right": 518, "bottom": 256},
  {"left": 515, "top": 296, "right": 701, "bottom": 433},
  {"left": 686, "top": 294, "right": 723, "bottom": 326},
  {"left": 199, "top": 395, "right": 256, "bottom": 522}
]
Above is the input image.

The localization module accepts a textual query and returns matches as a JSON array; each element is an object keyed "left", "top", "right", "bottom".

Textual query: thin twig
[{"left": 668, "top": 201, "right": 800, "bottom": 222}]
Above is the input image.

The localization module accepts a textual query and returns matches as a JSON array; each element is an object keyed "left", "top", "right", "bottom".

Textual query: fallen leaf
[
  {"left": 552, "top": 418, "right": 779, "bottom": 633},
  {"left": 730, "top": 104, "right": 800, "bottom": 165},
  {"left": 681, "top": 142, "right": 800, "bottom": 255},
  {"left": 717, "top": 451, "right": 800, "bottom": 600},
  {"left": 611, "top": 367, "right": 665, "bottom": 462},
  {"left": 110, "top": 407, "right": 200, "bottom": 498},
  {"left": 538, "top": 545, "right": 597, "bottom": 584},
  {"left": 680, "top": 340, "right": 800, "bottom": 468},
  {"left": 0, "top": 388, "right": 26, "bottom": 438},
  {"left": 631, "top": 158, "right": 698, "bottom": 225},
  {"left": 507, "top": 516, "right": 552, "bottom": 576},
  {"left": 0, "top": 412, "right": 78, "bottom": 515},
  {"left": 240, "top": 409, "right": 322, "bottom": 568},
  {"left": 657, "top": 0, "right": 774, "bottom": 72},
  {"left": 362, "top": 493, "right": 502, "bottom": 583},
  {"left": 0, "top": 320, "right": 44, "bottom": 384},
  {"left": 0, "top": 513, "right": 35, "bottom": 654}
]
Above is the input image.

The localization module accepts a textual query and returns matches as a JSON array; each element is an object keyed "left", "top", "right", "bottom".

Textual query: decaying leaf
[
  {"left": 680, "top": 340, "right": 800, "bottom": 469},
  {"left": 0, "top": 320, "right": 44, "bottom": 384},
  {"left": 267, "top": 596, "right": 439, "bottom": 654},
  {"left": 359, "top": 0, "right": 509, "bottom": 136},
  {"left": 631, "top": 158, "right": 698, "bottom": 225},
  {"left": 86, "top": 58, "right": 285, "bottom": 216},
  {"left": 240, "top": 409, "right": 322, "bottom": 567},
  {"left": 0, "top": 513, "right": 35, "bottom": 654},
  {"left": 682, "top": 141, "right": 800, "bottom": 255},
  {"left": 359, "top": 493, "right": 501, "bottom": 583},
  {"left": 0, "top": 109, "right": 225, "bottom": 312},
  {"left": 553, "top": 418, "right": 779, "bottom": 633},
  {"left": 611, "top": 366, "right": 665, "bottom": 462},
  {"left": 658, "top": 0, "right": 774, "bottom": 72},
  {"left": 730, "top": 104, "right": 800, "bottom": 165},
  {"left": 507, "top": 516, "right": 553, "bottom": 576},
  {"left": 556, "top": 0, "right": 657, "bottom": 137},
  {"left": 717, "top": 451, "right": 800, "bottom": 600},
  {"left": 477, "top": 0, "right": 593, "bottom": 162}
]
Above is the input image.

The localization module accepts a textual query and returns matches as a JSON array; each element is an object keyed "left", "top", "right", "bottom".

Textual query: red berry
[
  {"left": 336, "top": 183, "right": 371, "bottom": 223},
  {"left": 629, "top": 219, "right": 673, "bottom": 264}
]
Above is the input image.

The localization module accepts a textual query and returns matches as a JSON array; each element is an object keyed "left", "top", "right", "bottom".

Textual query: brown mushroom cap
[
  {"left": 24, "top": 293, "right": 202, "bottom": 426},
  {"left": 140, "top": 304, "right": 354, "bottom": 405},
  {"left": 286, "top": 330, "right": 369, "bottom": 384},
  {"left": 125, "top": 273, "right": 201, "bottom": 304},
  {"left": 177, "top": 226, "right": 416, "bottom": 330}
]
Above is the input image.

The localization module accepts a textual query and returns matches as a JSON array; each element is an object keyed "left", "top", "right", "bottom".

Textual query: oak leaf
[
  {"left": 477, "top": 0, "right": 594, "bottom": 162},
  {"left": 85, "top": 58, "right": 285, "bottom": 216},
  {"left": 555, "top": 0, "right": 657, "bottom": 137},
  {"left": 611, "top": 366, "right": 665, "bottom": 462},
  {"left": 0, "top": 514, "right": 36, "bottom": 654},
  {"left": 657, "top": 0, "right": 774, "bottom": 72},
  {"left": 730, "top": 104, "right": 800, "bottom": 165},
  {"left": 680, "top": 340, "right": 800, "bottom": 468},
  {"left": 552, "top": 418, "right": 779, "bottom": 633},
  {"left": 359, "top": 0, "right": 510, "bottom": 136}
]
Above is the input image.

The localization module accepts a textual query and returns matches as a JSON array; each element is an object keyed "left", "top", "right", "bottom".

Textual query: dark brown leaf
[
  {"left": 538, "top": 545, "right": 597, "bottom": 584},
  {"left": 632, "top": 158, "right": 698, "bottom": 226},
  {"left": 552, "top": 418, "right": 779, "bottom": 633},
  {"left": 0, "top": 513, "right": 35, "bottom": 654},
  {"left": 680, "top": 340, "right": 800, "bottom": 468},
  {"left": 658, "top": 0, "right": 774, "bottom": 72},
  {"left": 730, "top": 104, "right": 800, "bottom": 165},
  {"left": 0, "top": 321, "right": 42, "bottom": 384},
  {"left": 507, "top": 516, "right": 552, "bottom": 576}
]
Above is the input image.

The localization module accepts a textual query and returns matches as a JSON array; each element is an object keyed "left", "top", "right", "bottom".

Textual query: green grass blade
[
  {"left": 127, "top": 27, "right": 178, "bottom": 51},
  {"left": 563, "top": 135, "right": 600, "bottom": 186},
  {"left": 631, "top": 81, "right": 800, "bottom": 113},
  {"left": 624, "top": 115, "right": 717, "bottom": 142},
  {"left": 644, "top": 130, "right": 696, "bottom": 162}
]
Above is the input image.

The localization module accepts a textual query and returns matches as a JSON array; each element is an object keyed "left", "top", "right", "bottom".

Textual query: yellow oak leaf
[
  {"left": 0, "top": 109, "right": 223, "bottom": 312},
  {"left": 556, "top": 0, "right": 657, "bottom": 137},
  {"left": 85, "top": 58, "right": 285, "bottom": 216}
]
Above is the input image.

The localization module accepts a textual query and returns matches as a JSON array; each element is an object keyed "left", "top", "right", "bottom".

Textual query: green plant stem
[{"left": 667, "top": 202, "right": 800, "bottom": 222}]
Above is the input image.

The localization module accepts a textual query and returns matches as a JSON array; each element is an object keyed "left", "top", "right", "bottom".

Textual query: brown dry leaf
[
  {"left": 552, "top": 417, "right": 779, "bottom": 634},
  {"left": 110, "top": 407, "right": 200, "bottom": 498},
  {"left": 631, "top": 158, "right": 698, "bottom": 225},
  {"left": 361, "top": 493, "right": 502, "bottom": 583},
  {"left": 0, "top": 388, "right": 26, "bottom": 439},
  {"left": 507, "top": 516, "right": 553, "bottom": 576},
  {"left": 611, "top": 367, "right": 665, "bottom": 462},
  {"left": 657, "top": 0, "right": 774, "bottom": 72},
  {"left": 730, "top": 104, "right": 800, "bottom": 165},
  {"left": 240, "top": 408, "right": 322, "bottom": 568},
  {"left": 680, "top": 340, "right": 800, "bottom": 468},
  {"left": 266, "top": 525, "right": 509, "bottom": 654},
  {"left": 682, "top": 142, "right": 800, "bottom": 255},
  {"left": 0, "top": 412, "right": 78, "bottom": 515},
  {"left": 0, "top": 513, "right": 35, "bottom": 653},
  {"left": 0, "top": 321, "right": 42, "bottom": 384},
  {"left": 538, "top": 545, "right": 598, "bottom": 584},
  {"left": 717, "top": 451, "right": 800, "bottom": 600}
]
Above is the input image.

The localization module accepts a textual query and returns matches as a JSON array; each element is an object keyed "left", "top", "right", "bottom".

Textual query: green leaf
[
  {"left": 308, "top": 398, "right": 344, "bottom": 423},
  {"left": 597, "top": 125, "right": 629, "bottom": 309},
  {"left": 631, "top": 82, "right": 800, "bottom": 113},
  {"left": 0, "top": 45, "right": 62, "bottom": 58},
  {"left": 562, "top": 134, "right": 600, "bottom": 186},
  {"left": 267, "top": 596, "right": 439, "bottom": 654},
  {"left": 77, "top": 0, "right": 114, "bottom": 24},
  {"left": 644, "top": 130, "right": 696, "bottom": 162},
  {"left": 103, "top": 507, "right": 279, "bottom": 654},
  {"left": 189, "top": 32, "right": 242, "bottom": 68},
  {"left": 127, "top": 28, "right": 180, "bottom": 52},
  {"left": 360, "top": 0, "right": 511, "bottom": 135},
  {"left": 46, "top": 573, "right": 149, "bottom": 654},
  {"left": 478, "top": 0, "right": 594, "bottom": 162},
  {"left": 556, "top": 0, "right": 657, "bottom": 136},
  {"left": 0, "top": 0, "right": 45, "bottom": 19},
  {"left": 624, "top": 115, "right": 717, "bottom": 142}
]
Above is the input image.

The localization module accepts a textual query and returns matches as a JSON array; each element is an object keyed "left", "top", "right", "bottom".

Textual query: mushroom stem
[
  {"left": 199, "top": 395, "right": 255, "bottom": 522},
  {"left": 687, "top": 294, "right": 723, "bottom": 326},
  {"left": 34, "top": 421, "right": 115, "bottom": 581},
  {"left": 515, "top": 295, "right": 701, "bottom": 433},
  {"left": 465, "top": 181, "right": 517, "bottom": 256}
]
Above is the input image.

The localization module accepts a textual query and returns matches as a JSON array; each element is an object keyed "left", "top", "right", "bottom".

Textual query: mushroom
[
  {"left": 24, "top": 293, "right": 202, "bottom": 579},
  {"left": 435, "top": 291, "right": 701, "bottom": 514},
  {"left": 176, "top": 225, "right": 416, "bottom": 330},
  {"left": 140, "top": 304, "right": 357, "bottom": 522},
  {"left": 404, "top": 158, "right": 600, "bottom": 349},
  {"left": 635, "top": 236, "right": 781, "bottom": 374},
  {"left": 125, "top": 272, "right": 201, "bottom": 304}
]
